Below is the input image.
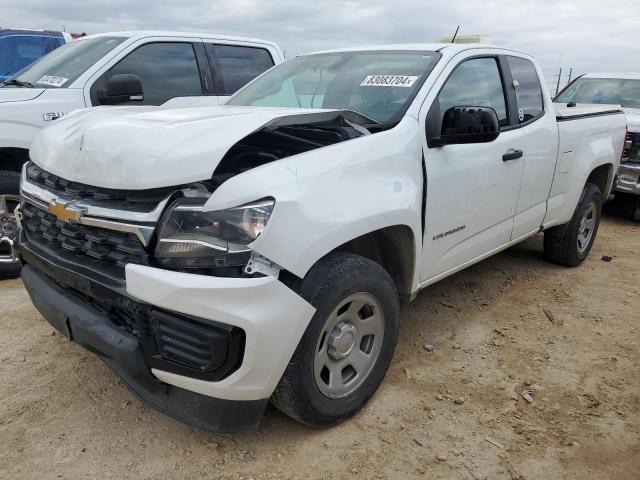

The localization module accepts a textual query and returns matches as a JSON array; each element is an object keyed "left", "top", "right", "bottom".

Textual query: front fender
[
  {"left": 205, "top": 116, "right": 424, "bottom": 285},
  {"left": 0, "top": 119, "right": 41, "bottom": 151},
  {"left": 0, "top": 89, "right": 87, "bottom": 155}
]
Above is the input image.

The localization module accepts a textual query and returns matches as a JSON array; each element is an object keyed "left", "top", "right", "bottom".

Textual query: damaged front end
[
  {"left": 16, "top": 109, "right": 342, "bottom": 430},
  {"left": 22, "top": 108, "right": 378, "bottom": 279}
]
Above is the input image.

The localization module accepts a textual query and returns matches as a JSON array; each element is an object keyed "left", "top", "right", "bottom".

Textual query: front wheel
[
  {"left": 271, "top": 252, "right": 400, "bottom": 426},
  {"left": 544, "top": 182, "right": 603, "bottom": 267}
]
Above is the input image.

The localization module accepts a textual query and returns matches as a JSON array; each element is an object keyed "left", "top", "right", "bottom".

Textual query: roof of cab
[
  {"left": 84, "top": 30, "right": 281, "bottom": 51},
  {"left": 0, "top": 29, "right": 64, "bottom": 38},
  {"left": 582, "top": 72, "right": 640, "bottom": 80},
  {"left": 301, "top": 43, "right": 530, "bottom": 58}
]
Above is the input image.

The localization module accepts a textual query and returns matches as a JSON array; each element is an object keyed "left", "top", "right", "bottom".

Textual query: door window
[
  {"left": 101, "top": 42, "right": 203, "bottom": 105},
  {"left": 506, "top": 56, "right": 544, "bottom": 122},
  {"left": 205, "top": 44, "right": 274, "bottom": 95},
  {"left": 437, "top": 57, "right": 508, "bottom": 127}
]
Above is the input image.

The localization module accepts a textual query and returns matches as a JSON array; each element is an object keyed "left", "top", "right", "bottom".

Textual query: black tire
[
  {"left": 0, "top": 170, "right": 21, "bottom": 279},
  {"left": 633, "top": 196, "right": 640, "bottom": 223},
  {"left": 544, "top": 183, "right": 603, "bottom": 267},
  {"left": 271, "top": 252, "right": 400, "bottom": 426}
]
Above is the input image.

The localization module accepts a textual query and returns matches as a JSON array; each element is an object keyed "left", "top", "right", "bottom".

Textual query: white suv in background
[{"left": 0, "top": 31, "right": 283, "bottom": 276}]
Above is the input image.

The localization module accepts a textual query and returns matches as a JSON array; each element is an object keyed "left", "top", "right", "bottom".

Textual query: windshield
[
  {"left": 11, "top": 36, "right": 126, "bottom": 88},
  {"left": 228, "top": 50, "right": 440, "bottom": 124},
  {"left": 555, "top": 78, "right": 640, "bottom": 109}
]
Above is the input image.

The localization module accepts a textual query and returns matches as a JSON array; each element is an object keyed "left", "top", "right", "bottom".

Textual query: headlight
[{"left": 155, "top": 197, "right": 274, "bottom": 269}]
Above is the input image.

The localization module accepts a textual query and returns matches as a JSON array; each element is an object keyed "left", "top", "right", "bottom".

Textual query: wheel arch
[
  {"left": 0, "top": 147, "right": 30, "bottom": 173},
  {"left": 279, "top": 224, "right": 418, "bottom": 304},
  {"left": 335, "top": 225, "right": 415, "bottom": 302},
  {"left": 586, "top": 162, "right": 614, "bottom": 198}
]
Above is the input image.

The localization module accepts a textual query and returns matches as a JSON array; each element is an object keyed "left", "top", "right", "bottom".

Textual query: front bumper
[
  {"left": 616, "top": 162, "right": 640, "bottom": 195},
  {"left": 21, "top": 264, "right": 268, "bottom": 431},
  {"left": 19, "top": 240, "right": 315, "bottom": 431}
]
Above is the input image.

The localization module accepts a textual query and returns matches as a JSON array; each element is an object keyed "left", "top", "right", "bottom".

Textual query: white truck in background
[
  {"left": 16, "top": 44, "right": 626, "bottom": 432},
  {"left": 0, "top": 31, "right": 283, "bottom": 276},
  {"left": 555, "top": 73, "right": 640, "bottom": 220}
]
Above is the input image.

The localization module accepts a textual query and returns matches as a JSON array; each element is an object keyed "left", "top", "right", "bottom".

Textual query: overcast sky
[{"left": 2, "top": 0, "right": 639, "bottom": 90}]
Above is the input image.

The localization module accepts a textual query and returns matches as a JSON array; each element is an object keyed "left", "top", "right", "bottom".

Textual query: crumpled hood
[
  {"left": 623, "top": 107, "right": 640, "bottom": 132},
  {"left": 31, "top": 105, "right": 342, "bottom": 190},
  {"left": 0, "top": 87, "right": 45, "bottom": 103}
]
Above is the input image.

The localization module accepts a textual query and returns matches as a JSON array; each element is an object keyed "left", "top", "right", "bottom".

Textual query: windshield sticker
[
  {"left": 37, "top": 75, "right": 69, "bottom": 87},
  {"left": 360, "top": 75, "right": 419, "bottom": 88}
]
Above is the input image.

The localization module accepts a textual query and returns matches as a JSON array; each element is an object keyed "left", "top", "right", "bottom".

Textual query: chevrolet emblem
[{"left": 48, "top": 201, "right": 85, "bottom": 223}]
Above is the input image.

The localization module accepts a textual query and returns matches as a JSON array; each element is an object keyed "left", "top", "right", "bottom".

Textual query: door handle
[{"left": 503, "top": 149, "right": 524, "bottom": 161}]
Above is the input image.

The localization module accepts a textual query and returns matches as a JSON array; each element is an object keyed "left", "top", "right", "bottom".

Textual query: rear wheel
[
  {"left": 0, "top": 171, "right": 21, "bottom": 279},
  {"left": 544, "top": 183, "right": 602, "bottom": 267},
  {"left": 271, "top": 252, "right": 400, "bottom": 426}
]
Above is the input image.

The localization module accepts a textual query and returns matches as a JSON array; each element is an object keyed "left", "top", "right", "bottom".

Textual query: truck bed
[
  {"left": 546, "top": 103, "right": 626, "bottom": 225},
  {"left": 554, "top": 102, "right": 622, "bottom": 120}
]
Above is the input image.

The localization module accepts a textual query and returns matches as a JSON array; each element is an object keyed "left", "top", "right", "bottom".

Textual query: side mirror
[
  {"left": 428, "top": 106, "right": 500, "bottom": 147},
  {"left": 100, "top": 74, "right": 144, "bottom": 105}
]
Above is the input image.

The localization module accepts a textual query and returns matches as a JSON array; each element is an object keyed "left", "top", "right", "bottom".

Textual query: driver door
[{"left": 419, "top": 56, "right": 525, "bottom": 282}]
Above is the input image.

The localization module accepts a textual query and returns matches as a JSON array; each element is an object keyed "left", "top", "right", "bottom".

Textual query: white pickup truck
[
  {"left": 16, "top": 44, "right": 626, "bottom": 432},
  {"left": 0, "top": 31, "right": 283, "bottom": 276},
  {"left": 555, "top": 72, "right": 640, "bottom": 220}
]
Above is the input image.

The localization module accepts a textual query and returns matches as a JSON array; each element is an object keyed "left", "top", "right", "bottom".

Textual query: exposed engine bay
[{"left": 212, "top": 110, "right": 377, "bottom": 187}]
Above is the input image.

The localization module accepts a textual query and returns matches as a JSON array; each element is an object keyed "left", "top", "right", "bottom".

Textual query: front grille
[
  {"left": 626, "top": 132, "right": 640, "bottom": 163},
  {"left": 21, "top": 202, "right": 148, "bottom": 279},
  {"left": 26, "top": 162, "right": 176, "bottom": 211}
]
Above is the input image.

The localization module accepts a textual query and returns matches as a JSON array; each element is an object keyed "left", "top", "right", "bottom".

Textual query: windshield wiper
[{"left": 0, "top": 79, "right": 34, "bottom": 88}]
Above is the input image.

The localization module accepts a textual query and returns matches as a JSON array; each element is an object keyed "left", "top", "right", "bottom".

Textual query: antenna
[
  {"left": 555, "top": 67, "right": 563, "bottom": 96},
  {"left": 451, "top": 26, "right": 460, "bottom": 43}
]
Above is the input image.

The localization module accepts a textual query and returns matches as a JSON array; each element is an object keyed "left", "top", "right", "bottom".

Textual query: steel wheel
[
  {"left": 271, "top": 252, "right": 400, "bottom": 426},
  {"left": 0, "top": 193, "right": 19, "bottom": 264},
  {"left": 313, "top": 292, "right": 385, "bottom": 399},
  {"left": 577, "top": 200, "right": 596, "bottom": 254}
]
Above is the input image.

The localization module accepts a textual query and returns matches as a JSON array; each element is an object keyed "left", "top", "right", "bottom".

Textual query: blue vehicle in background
[{"left": 0, "top": 29, "right": 76, "bottom": 81}]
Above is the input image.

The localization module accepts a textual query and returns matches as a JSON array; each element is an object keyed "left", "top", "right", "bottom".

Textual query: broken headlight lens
[{"left": 155, "top": 197, "right": 274, "bottom": 269}]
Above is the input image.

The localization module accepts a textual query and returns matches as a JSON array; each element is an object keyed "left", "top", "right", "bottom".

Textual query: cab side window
[
  {"left": 205, "top": 44, "right": 274, "bottom": 95},
  {"left": 98, "top": 42, "right": 203, "bottom": 105},
  {"left": 506, "top": 56, "right": 544, "bottom": 122},
  {"left": 438, "top": 57, "right": 508, "bottom": 127}
]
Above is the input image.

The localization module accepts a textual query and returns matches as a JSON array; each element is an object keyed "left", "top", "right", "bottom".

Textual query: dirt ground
[{"left": 1, "top": 215, "right": 638, "bottom": 480}]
